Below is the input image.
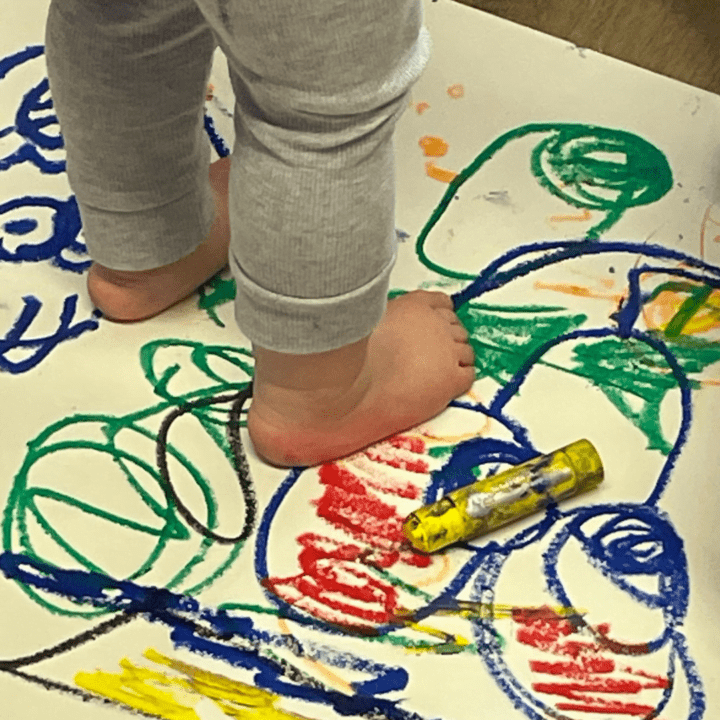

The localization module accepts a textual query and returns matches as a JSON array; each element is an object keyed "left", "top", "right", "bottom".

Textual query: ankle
[
  {"left": 253, "top": 339, "right": 370, "bottom": 425},
  {"left": 251, "top": 338, "right": 370, "bottom": 394}
]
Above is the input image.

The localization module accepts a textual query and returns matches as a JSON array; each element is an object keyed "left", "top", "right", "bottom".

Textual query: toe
[
  {"left": 456, "top": 341, "right": 475, "bottom": 367},
  {"left": 437, "top": 307, "right": 463, "bottom": 325},
  {"left": 454, "top": 364, "right": 477, "bottom": 395},
  {"left": 450, "top": 323, "right": 469, "bottom": 342},
  {"left": 417, "top": 290, "right": 454, "bottom": 310}
]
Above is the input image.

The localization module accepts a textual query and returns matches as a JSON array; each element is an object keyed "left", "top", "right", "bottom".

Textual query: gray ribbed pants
[{"left": 45, "top": 0, "right": 429, "bottom": 353}]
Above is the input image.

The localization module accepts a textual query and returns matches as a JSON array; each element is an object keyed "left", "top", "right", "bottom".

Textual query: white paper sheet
[{"left": 2, "top": 1, "right": 719, "bottom": 719}]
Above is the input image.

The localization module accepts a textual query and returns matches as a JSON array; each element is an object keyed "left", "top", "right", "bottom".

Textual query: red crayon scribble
[
  {"left": 515, "top": 613, "right": 670, "bottom": 716},
  {"left": 556, "top": 700, "right": 658, "bottom": 716},
  {"left": 314, "top": 477, "right": 404, "bottom": 551},
  {"left": 534, "top": 677, "right": 666, "bottom": 699},
  {"left": 364, "top": 444, "right": 429, "bottom": 475},
  {"left": 347, "top": 455, "right": 422, "bottom": 500},
  {"left": 264, "top": 533, "right": 398, "bottom": 627},
  {"left": 530, "top": 657, "right": 616, "bottom": 677},
  {"left": 312, "top": 465, "right": 429, "bottom": 567},
  {"left": 516, "top": 614, "right": 575, "bottom": 648},
  {"left": 389, "top": 435, "right": 426, "bottom": 454},
  {"left": 265, "top": 439, "right": 434, "bottom": 628}
]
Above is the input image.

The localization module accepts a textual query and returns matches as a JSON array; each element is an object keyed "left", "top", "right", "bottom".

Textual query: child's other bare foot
[
  {"left": 247, "top": 290, "right": 476, "bottom": 467},
  {"left": 87, "top": 156, "right": 231, "bottom": 322}
]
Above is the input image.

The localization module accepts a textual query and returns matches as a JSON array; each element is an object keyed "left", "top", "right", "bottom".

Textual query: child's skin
[{"left": 88, "top": 157, "right": 476, "bottom": 467}]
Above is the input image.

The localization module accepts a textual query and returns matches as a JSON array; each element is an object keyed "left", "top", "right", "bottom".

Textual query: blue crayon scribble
[
  {"left": 0, "top": 552, "right": 424, "bottom": 720},
  {"left": 0, "top": 46, "right": 65, "bottom": 175},
  {"left": 0, "top": 196, "right": 88, "bottom": 272},
  {"left": 0, "top": 295, "right": 99, "bottom": 374}
]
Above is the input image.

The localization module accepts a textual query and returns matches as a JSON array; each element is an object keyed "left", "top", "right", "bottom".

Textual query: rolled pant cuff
[
  {"left": 79, "top": 181, "right": 215, "bottom": 271},
  {"left": 230, "top": 250, "right": 396, "bottom": 354}
]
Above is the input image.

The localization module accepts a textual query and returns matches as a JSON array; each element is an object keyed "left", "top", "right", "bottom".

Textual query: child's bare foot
[
  {"left": 87, "top": 156, "right": 231, "bottom": 322},
  {"left": 247, "top": 290, "right": 476, "bottom": 467}
]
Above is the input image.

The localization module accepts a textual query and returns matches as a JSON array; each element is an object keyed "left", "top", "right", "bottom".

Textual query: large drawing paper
[{"left": 2, "top": 1, "right": 719, "bottom": 719}]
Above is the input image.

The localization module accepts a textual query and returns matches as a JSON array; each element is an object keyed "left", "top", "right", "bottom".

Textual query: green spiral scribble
[
  {"left": 416, "top": 122, "right": 673, "bottom": 279},
  {"left": 532, "top": 126, "right": 672, "bottom": 238}
]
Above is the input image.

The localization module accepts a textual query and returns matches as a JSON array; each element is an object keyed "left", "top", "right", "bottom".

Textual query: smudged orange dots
[
  {"left": 447, "top": 84, "right": 464, "bottom": 98},
  {"left": 415, "top": 101, "right": 431, "bottom": 114},
  {"left": 425, "top": 161, "right": 458, "bottom": 183},
  {"left": 419, "top": 135, "right": 449, "bottom": 158},
  {"left": 205, "top": 83, "right": 214, "bottom": 100}
]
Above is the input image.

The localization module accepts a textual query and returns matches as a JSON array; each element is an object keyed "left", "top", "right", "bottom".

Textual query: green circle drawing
[
  {"left": 531, "top": 126, "right": 673, "bottom": 237},
  {"left": 3, "top": 413, "right": 243, "bottom": 617},
  {"left": 415, "top": 123, "right": 674, "bottom": 280}
]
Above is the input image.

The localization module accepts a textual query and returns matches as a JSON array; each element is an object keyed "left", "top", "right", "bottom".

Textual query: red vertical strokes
[
  {"left": 514, "top": 613, "right": 670, "bottom": 717},
  {"left": 265, "top": 436, "right": 434, "bottom": 628}
]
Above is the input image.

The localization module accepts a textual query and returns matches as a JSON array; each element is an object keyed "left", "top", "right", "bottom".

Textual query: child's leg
[
  {"left": 201, "top": 0, "right": 475, "bottom": 465},
  {"left": 45, "top": 0, "right": 228, "bottom": 321},
  {"left": 47, "top": 0, "right": 475, "bottom": 465},
  {"left": 249, "top": 290, "right": 476, "bottom": 467}
]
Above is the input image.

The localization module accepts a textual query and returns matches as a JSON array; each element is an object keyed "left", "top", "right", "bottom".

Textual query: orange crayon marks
[
  {"left": 415, "top": 101, "right": 430, "bottom": 115},
  {"left": 700, "top": 204, "right": 720, "bottom": 258},
  {"left": 419, "top": 135, "right": 449, "bottom": 158},
  {"left": 447, "top": 84, "right": 464, "bottom": 98},
  {"left": 419, "top": 135, "right": 456, "bottom": 182},
  {"left": 549, "top": 209, "right": 592, "bottom": 223},
  {"left": 533, "top": 281, "right": 623, "bottom": 304},
  {"left": 425, "top": 161, "right": 458, "bottom": 184},
  {"left": 205, "top": 83, "right": 215, "bottom": 101}
]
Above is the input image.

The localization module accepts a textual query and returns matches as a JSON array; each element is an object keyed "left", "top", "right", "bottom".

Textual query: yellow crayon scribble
[
  {"left": 415, "top": 101, "right": 431, "bottom": 114},
  {"left": 402, "top": 622, "right": 472, "bottom": 654},
  {"left": 425, "top": 161, "right": 458, "bottom": 183},
  {"left": 549, "top": 209, "right": 592, "bottom": 222},
  {"left": 643, "top": 286, "right": 720, "bottom": 336},
  {"left": 447, "top": 84, "right": 464, "bottom": 99},
  {"left": 396, "top": 602, "right": 586, "bottom": 622},
  {"left": 419, "top": 135, "right": 449, "bottom": 158},
  {"left": 75, "top": 648, "right": 313, "bottom": 720}
]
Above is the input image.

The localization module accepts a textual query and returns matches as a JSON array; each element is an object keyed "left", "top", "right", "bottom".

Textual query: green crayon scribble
[
  {"left": 456, "top": 302, "right": 587, "bottom": 384},
  {"left": 661, "top": 284, "right": 716, "bottom": 339},
  {"left": 570, "top": 335, "right": 720, "bottom": 453},
  {"left": 3, "top": 340, "right": 254, "bottom": 617},
  {"left": 457, "top": 301, "right": 720, "bottom": 453},
  {"left": 416, "top": 123, "right": 673, "bottom": 279},
  {"left": 198, "top": 274, "right": 237, "bottom": 327},
  {"left": 216, "top": 602, "right": 487, "bottom": 655}
]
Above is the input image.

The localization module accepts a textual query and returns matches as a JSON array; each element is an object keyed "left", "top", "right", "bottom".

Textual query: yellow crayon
[{"left": 403, "top": 439, "right": 603, "bottom": 553}]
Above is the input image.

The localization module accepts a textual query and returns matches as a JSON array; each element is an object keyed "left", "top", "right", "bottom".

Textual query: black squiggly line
[
  {"left": 0, "top": 611, "right": 137, "bottom": 670},
  {"left": 2, "top": 667, "right": 158, "bottom": 719},
  {"left": 155, "top": 384, "right": 256, "bottom": 544}
]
